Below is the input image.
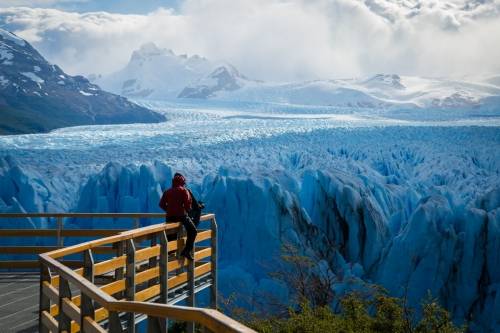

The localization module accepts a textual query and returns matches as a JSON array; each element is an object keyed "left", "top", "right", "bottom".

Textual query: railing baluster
[
  {"left": 148, "top": 234, "right": 158, "bottom": 287},
  {"left": 58, "top": 276, "right": 72, "bottom": 333},
  {"left": 109, "top": 311, "right": 124, "bottom": 333},
  {"left": 57, "top": 216, "right": 63, "bottom": 247},
  {"left": 159, "top": 230, "right": 169, "bottom": 333},
  {"left": 39, "top": 262, "right": 51, "bottom": 333},
  {"left": 126, "top": 239, "right": 136, "bottom": 333},
  {"left": 114, "top": 241, "right": 125, "bottom": 298},
  {"left": 211, "top": 217, "right": 218, "bottom": 310},
  {"left": 176, "top": 228, "right": 185, "bottom": 276},
  {"left": 187, "top": 238, "right": 196, "bottom": 333},
  {"left": 81, "top": 249, "right": 96, "bottom": 332},
  {"left": 147, "top": 314, "right": 167, "bottom": 333},
  {"left": 159, "top": 231, "right": 169, "bottom": 303}
]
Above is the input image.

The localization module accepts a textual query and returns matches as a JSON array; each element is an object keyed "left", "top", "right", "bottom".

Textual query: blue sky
[
  {"left": 1, "top": 0, "right": 180, "bottom": 14},
  {"left": 0, "top": 0, "right": 499, "bottom": 80}
]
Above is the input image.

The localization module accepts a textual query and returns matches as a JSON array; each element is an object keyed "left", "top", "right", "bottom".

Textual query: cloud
[{"left": 0, "top": 0, "right": 499, "bottom": 81}]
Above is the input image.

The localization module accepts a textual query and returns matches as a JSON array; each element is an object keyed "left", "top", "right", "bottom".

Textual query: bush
[{"left": 247, "top": 292, "right": 464, "bottom": 333}]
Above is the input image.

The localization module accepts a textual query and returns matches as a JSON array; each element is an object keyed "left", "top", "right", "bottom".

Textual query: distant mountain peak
[
  {"left": 131, "top": 42, "right": 172, "bottom": 61},
  {"left": 130, "top": 42, "right": 206, "bottom": 64},
  {"left": 97, "top": 45, "right": 233, "bottom": 100},
  {"left": 178, "top": 64, "right": 252, "bottom": 99},
  {"left": 211, "top": 63, "right": 247, "bottom": 80},
  {"left": 364, "top": 74, "right": 405, "bottom": 89}
]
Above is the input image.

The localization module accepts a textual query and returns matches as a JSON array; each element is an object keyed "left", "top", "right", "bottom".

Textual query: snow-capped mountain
[
  {"left": 98, "top": 45, "right": 500, "bottom": 111},
  {"left": 95, "top": 43, "right": 214, "bottom": 99},
  {"left": 209, "top": 74, "right": 500, "bottom": 109},
  {"left": 0, "top": 29, "right": 165, "bottom": 135}
]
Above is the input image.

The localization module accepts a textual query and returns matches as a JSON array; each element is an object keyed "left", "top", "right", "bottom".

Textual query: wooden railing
[
  {"left": 0, "top": 213, "right": 255, "bottom": 333},
  {"left": 0, "top": 213, "right": 167, "bottom": 269}
]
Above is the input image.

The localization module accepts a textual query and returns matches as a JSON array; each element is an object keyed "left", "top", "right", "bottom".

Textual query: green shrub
[{"left": 246, "top": 292, "right": 464, "bottom": 333}]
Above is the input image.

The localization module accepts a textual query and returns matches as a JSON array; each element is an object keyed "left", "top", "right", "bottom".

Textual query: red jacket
[{"left": 159, "top": 176, "right": 192, "bottom": 217}]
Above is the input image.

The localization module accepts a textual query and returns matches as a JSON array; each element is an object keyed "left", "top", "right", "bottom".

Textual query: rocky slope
[{"left": 0, "top": 29, "right": 165, "bottom": 135}]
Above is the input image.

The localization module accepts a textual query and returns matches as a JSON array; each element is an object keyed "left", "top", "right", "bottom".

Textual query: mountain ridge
[
  {"left": 0, "top": 29, "right": 165, "bottom": 135},
  {"left": 94, "top": 44, "right": 500, "bottom": 110}
]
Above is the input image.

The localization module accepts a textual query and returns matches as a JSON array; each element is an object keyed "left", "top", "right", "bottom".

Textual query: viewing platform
[{"left": 0, "top": 213, "right": 255, "bottom": 333}]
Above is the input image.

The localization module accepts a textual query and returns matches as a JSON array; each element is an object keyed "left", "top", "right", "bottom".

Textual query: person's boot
[{"left": 181, "top": 248, "right": 194, "bottom": 261}]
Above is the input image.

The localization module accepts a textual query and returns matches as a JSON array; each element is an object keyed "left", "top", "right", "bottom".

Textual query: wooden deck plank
[
  {"left": 0, "top": 273, "right": 39, "bottom": 332},
  {"left": 0, "top": 283, "right": 39, "bottom": 304}
]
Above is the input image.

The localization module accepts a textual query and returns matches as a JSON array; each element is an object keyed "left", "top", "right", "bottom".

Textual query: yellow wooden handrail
[
  {"left": 112, "top": 302, "right": 255, "bottom": 333},
  {"left": 31, "top": 213, "right": 254, "bottom": 333}
]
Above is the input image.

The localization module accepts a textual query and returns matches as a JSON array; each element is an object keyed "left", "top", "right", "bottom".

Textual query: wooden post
[
  {"left": 210, "top": 217, "right": 218, "bottom": 310},
  {"left": 176, "top": 227, "right": 185, "bottom": 276},
  {"left": 81, "top": 249, "right": 96, "bottom": 332},
  {"left": 187, "top": 235, "right": 196, "bottom": 333},
  {"left": 147, "top": 315, "right": 167, "bottom": 333},
  {"left": 109, "top": 311, "right": 124, "bottom": 333},
  {"left": 159, "top": 231, "right": 169, "bottom": 304},
  {"left": 126, "top": 239, "right": 136, "bottom": 333},
  {"left": 148, "top": 234, "right": 158, "bottom": 287},
  {"left": 159, "top": 230, "right": 169, "bottom": 333},
  {"left": 58, "top": 276, "right": 72, "bottom": 333},
  {"left": 114, "top": 241, "right": 125, "bottom": 298},
  {"left": 39, "top": 262, "right": 51, "bottom": 333},
  {"left": 56, "top": 216, "right": 63, "bottom": 247}
]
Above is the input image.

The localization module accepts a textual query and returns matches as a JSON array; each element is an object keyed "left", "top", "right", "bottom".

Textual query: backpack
[{"left": 187, "top": 189, "right": 205, "bottom": 227}]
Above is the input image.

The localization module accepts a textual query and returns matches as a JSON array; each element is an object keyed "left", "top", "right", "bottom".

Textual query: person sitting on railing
[{"left": 159, "top": 172, "right": 197, "bottom": 260}]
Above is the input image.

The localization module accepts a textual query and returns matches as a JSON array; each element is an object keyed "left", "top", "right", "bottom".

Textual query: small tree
[
  {"left": 415, "top": 294, "right": 465, "bottom": 333},
  {"left": 271, "top": 243, "right": 336, "bottom": 308},
  {"left": 370, "top": 293, "right": 405, "bottom": 333}
]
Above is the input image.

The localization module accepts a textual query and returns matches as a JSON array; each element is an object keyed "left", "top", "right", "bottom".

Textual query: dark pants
[{"left": 167, "top": 215, "right": 197, "bottom": 253}]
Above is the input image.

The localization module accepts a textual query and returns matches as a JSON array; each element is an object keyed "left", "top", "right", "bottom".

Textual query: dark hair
[{"left": 172, "top": 173, "right": 186, "bottom": 186}]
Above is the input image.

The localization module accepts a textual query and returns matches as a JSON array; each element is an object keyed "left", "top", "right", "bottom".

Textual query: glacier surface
[{"left": 0, "top": 101, "right": 499, "bottom": 331}]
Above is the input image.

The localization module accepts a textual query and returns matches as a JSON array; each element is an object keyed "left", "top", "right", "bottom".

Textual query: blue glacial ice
[{"left": 0, "top": 101, "right": 499, "bottom": 331}]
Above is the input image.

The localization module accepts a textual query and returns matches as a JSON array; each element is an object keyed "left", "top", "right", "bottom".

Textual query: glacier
[{"left": 0, "top": 100, "right": 499, "bottom": 331}]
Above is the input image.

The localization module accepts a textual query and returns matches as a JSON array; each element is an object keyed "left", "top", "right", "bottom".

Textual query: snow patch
[
  {"left": 0, "top": 75, "right": 8, "bottom": 87},
  {"left": 79, "top": 90, "right": 94, "bottom": 96},
  {"left": 21, "top": 72, "right": 44, "bottom": 84},
  {"left": 0, "top": 49, "right": 13, "bottom": 62}
]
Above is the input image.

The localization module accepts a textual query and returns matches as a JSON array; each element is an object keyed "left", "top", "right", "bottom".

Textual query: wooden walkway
[
  {"left": 0, "top": 272, "right": 39, "bottom": 333},
  {"left": 0, "top": 213, "right": 255, "bottom": 333}
]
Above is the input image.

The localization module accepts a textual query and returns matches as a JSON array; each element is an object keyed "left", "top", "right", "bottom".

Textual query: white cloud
[{"left": 0, "top": 0, "right": 499, "bottom": 81}]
